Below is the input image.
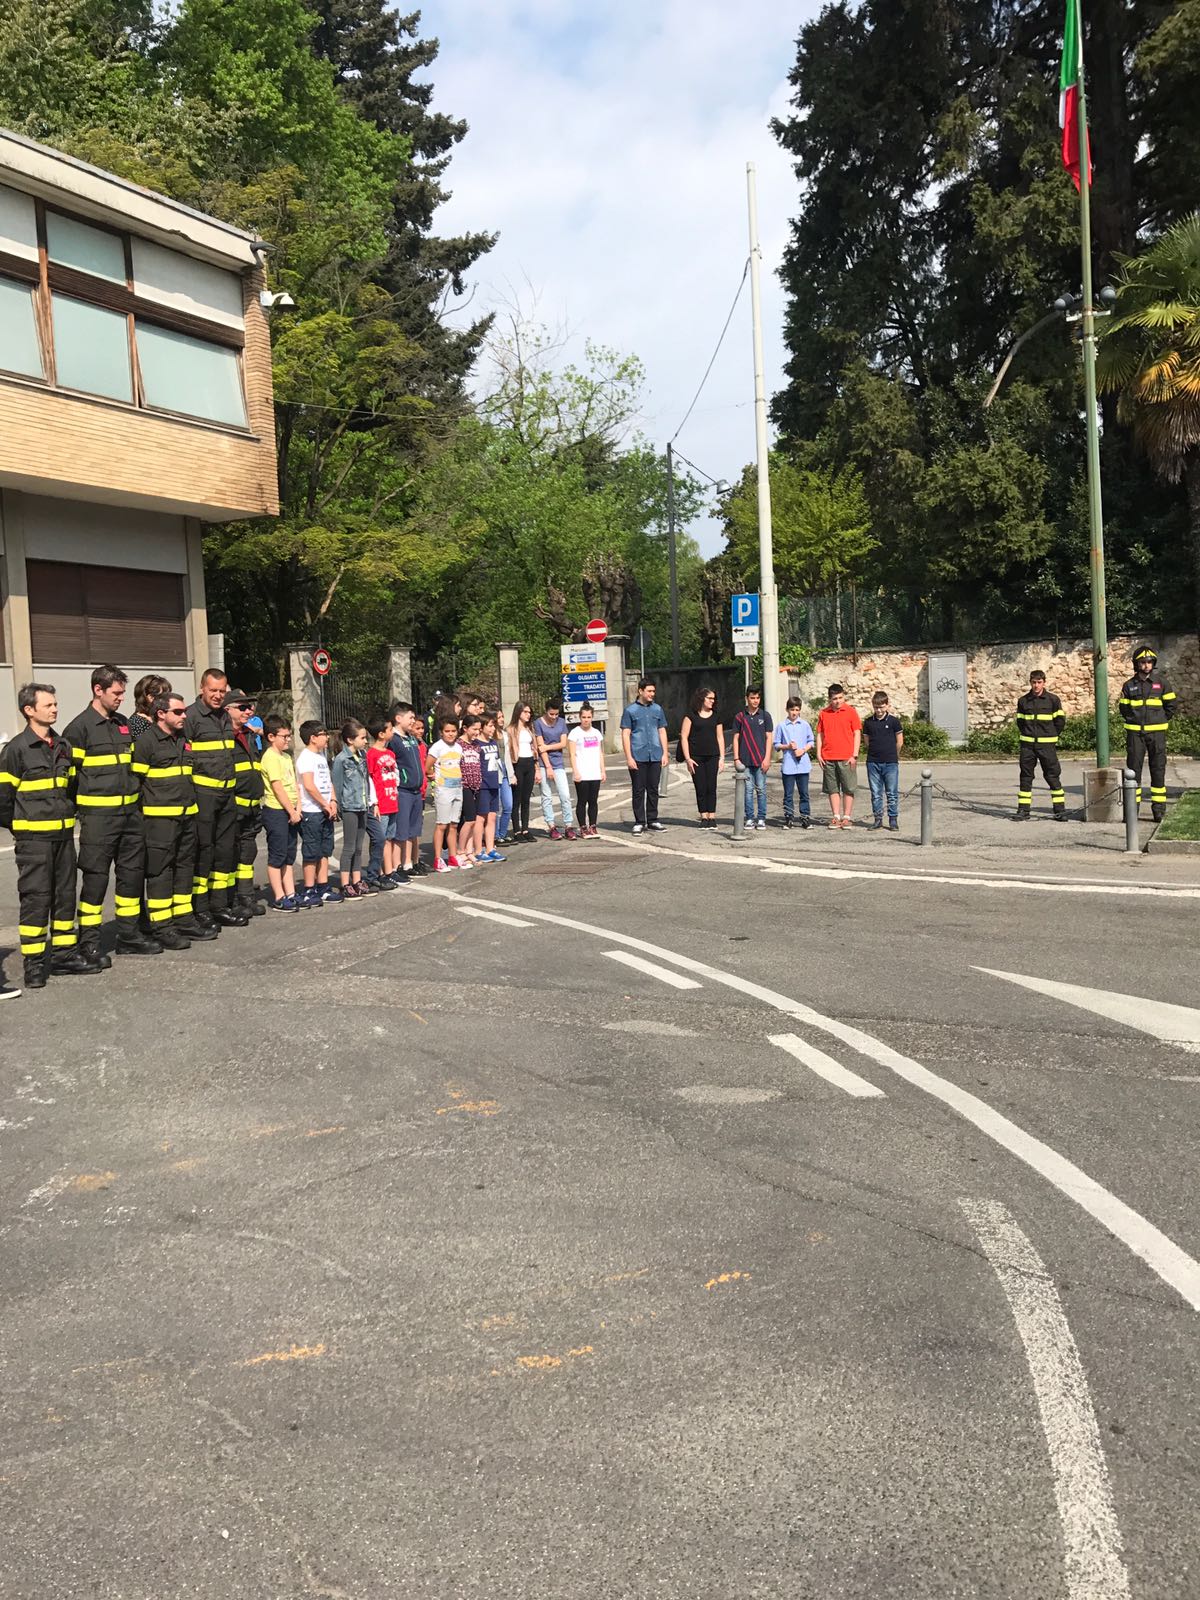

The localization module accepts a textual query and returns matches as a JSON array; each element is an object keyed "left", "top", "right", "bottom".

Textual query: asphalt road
[{"left": 1, "top": 799, "right": 1198, "bottom": 1599}]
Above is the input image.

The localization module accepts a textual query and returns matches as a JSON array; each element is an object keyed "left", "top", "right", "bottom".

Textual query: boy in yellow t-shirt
[{"left": 259, "top": 715, "right": 302, "bottom": 910}]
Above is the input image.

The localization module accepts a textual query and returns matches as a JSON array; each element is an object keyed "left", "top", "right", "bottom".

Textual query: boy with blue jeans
[
  {"left": 732, "top": 687, "right": 773, "bottom": 829},
  {"left": 535, "top": 700, "right": 577, "bottom": 840},
  {"left": 862, "top": 691, "right": 904, "bottom": 831},
  {"left": 773, "top": 698, "right": 814, "bottom": 829}
]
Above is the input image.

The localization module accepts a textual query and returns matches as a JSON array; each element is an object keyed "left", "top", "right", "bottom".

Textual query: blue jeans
[
  {"left": 867, "top": 761, "right": 900, "bottom": 820},
  {"left": 782, "top": 770, "right": 810, "bottom": 818},
  {"left": 742, "top": 765, "right": 767, "bottom": 822},
  {"left": 497, "top": 775, "right": 513, "bottom": 840},
  {"left": 365, "top": 814, "right": 386, "bottom": 879},
  {"left": 539, "top": 764, "right": 576, "bottom": 830}
]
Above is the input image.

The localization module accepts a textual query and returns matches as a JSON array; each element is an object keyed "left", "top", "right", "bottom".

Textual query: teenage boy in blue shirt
[
  {"left": 773, "top": 698, "right": 815, "bottom": 829},
  {"left": 862, "top": 691, "right": 905, "bottom": 830}
]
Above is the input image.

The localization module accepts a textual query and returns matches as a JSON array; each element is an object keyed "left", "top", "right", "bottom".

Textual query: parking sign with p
[{"left": 731, "top": 592, "right": 760, "bottom": 644}]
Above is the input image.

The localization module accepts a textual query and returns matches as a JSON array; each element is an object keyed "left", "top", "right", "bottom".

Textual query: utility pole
[
  {"left": 1074, "top": 4, "right": 1110, "bottom": 768},
  {"left": 666, "top": 441, "right": 680, "bottom": 668},
  {"left": 746, "top": 162, "right": 782, "bottom": 726}
]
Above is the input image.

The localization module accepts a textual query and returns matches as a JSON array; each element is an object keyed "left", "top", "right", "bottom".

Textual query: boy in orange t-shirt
[{"left": 815, "top": 684, "right": 863, "bottom": 829}]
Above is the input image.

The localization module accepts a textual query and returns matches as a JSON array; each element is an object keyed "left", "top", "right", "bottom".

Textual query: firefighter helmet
[{"left": 1133, "top": 645, "right": 1158, "bottom": 665}]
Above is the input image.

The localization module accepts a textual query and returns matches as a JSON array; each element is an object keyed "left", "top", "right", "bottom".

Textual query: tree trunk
[{"left": 1187, "top": 453, "right": 1200, "bottom": 647}]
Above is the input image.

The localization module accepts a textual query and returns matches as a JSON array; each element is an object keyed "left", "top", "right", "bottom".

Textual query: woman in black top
[
  {"left": 127, "top": 673, "right": 172, "bottom": 742},
  {"left": 680, "top": 686, "right": 724, "bottom": 827}
]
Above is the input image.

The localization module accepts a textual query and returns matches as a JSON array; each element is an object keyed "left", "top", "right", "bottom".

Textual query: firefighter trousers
[
  {"left": 1017, "top": 744, "right": 1065, "bottom": 812},
  {"left": 144, "top": 813, "right": 199, "bottom": 926},
  {"left": 77, "top": 807, "right": 145, "bottom": 946},
  {"left": 234, "top": 804, "right": 262, "bottom": 905},
  {"left": 194, "top": 790, "right": 237, "bottom": 913},
  {"left": 1126, "top": 730, "right": 1167, "bottom": 814},
  {"left": 15, "top": 834, "right": 79, "bottom": 959}
]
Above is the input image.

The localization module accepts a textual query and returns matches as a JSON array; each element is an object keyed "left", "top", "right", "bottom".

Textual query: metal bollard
[
  {"left": 919, "top": 768, "right": 934, "bottom": 847},
  {"left": 733, "top": 768, "right": 748, "bottom": 838},
  {"left": 1123, "top": 767, "right": 1141, "bottom": 854}
]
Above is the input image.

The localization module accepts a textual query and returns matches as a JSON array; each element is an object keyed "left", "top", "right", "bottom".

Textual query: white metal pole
[{"left": 746, "top": 162, "right": 782, "bottom": 726}]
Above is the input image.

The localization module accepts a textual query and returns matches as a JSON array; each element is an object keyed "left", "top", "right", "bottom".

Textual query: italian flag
[{"left": 1059, "top": 0, "right": 1091, "bottom": 190}]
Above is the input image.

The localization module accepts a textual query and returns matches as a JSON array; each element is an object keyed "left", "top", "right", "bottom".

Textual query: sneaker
[
  {"left": 458, "top": 857, "right": 475, "bottom": 869},
  {"left": 270, "top": 896, "right": 292, "bottom": 911},
  {"left": 782, "top": 816, "right": 793, "bottom": 829},
  {"left": 489, "top": 850, "right": 507, "bottom": 863},
  {"left": 321, "top": 886, "right": 343, "bottom": 903},
  {"left": 299, "top": 887, "right": 320, "bottom": 909},
  {"left": 800, "top": 818, "right": 812, "bottom": 830},
  {"left": 0, "top": 977, "right": 21, "bottom": 1001},
  {"left": 434, "top": 858, "right": 451, "bottom": 873},
  {"left": 446, "top": 856, "right": 462, "bottom": 869},
  {"left": 376, "top": 873, "right": 397, "bottom": 889},
  {"left": 564, "top": 828, "right": 579, "bottom": 841},
  {"left": 872, "top": 817, "right": 884, "bottom": 830},
  {"left": 389, "top": 870, "right": 411, "bottom": 886},
  {"left": 755, "top": 819, "right": 767, "bottom": 830},
  {"left": 888, "top": 820, "right": 899, "bottom": 831},
  {"left": 632, "top": 823, "right": 644, "bottom": 835},
  {"left": 649, "top": 821, "right": 667, "bottom": 832},
  {"left": 548, "top": 828, "right": 563, "bottom": 841},
  {"left": 410, "top": 860, "right": 431, "bottom": 877},
  {"left": 360, "top": 879, "right": 380, "bottom": 894}
]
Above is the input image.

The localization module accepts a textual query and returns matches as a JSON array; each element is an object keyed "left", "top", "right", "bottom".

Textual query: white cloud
[{"left": 418, "top": 0, "right": 818, "bottom": 556}]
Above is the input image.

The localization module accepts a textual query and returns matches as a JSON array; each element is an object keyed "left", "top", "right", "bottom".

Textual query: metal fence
[
  {"left": 411, "top": 651, "right": 499, "bottom": 714},
  {"left": 518, "top": 661, "right": 564, "bottom": 715},
  {"left": 780, "top": 588, "right": 1104, "bottom": 653},
  {"left": 321, "top": 669, "right": 390, "bottom": 733}
]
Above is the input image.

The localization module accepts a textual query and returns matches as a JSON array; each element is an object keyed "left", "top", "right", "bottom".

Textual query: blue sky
[{"left": 417, "top": 1, "right": 821, "bottom": 556}]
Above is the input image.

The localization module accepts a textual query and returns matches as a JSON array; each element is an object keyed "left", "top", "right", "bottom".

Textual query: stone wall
[{"left": 786, "top": 632, "right": 1199, "bottom": 730}]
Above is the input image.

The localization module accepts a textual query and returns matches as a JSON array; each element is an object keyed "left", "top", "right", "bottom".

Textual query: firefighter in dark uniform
[
  {"left": 1119, "top": 645, "right": 1178, "bottom": 821},
  {"left": 0, "top": 682, "right": 102, "bottom": 990},
  {"left": 1015, "top": 669, "right": 1067, "bottom": 821},
  {"left": 226, "top": 689, "right": 267, "bottom": 918},
  {"left": 64, "top": 664, "right": 159, "bottom": 963},
  {"left": 133, "top": 691, "right": 218, "bottom": 950},
  {"left": 184, "top": 668, "right": 248, "bottom": 928}
]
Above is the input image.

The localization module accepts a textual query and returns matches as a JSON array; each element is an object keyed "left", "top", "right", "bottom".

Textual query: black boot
[
  {"left": 23, "top": 957, "right": 47, "bottom": 990},
  {"left": 117, "top": 929, "right": 164, "bottom": 956},
  {"left": 1152, "top": 804, "right": 1166, "bottom": 823},
  {"left": 213, "top": 906, "right": 250, "bottom": 928},
  {"left": 51, "top": 949, "right": 106, "bottom": 975},
  {"left": 235, "top": 894, "right": 266, "bottom": 919},
  {"left": 156, "top": 925, "right": 192, "bottom": 951},
  {"left": 79, "top": 940, "right": 113, "bottom": 971},
  {"left": 175, "top": 916, "right": 219, "bottom": 942}
]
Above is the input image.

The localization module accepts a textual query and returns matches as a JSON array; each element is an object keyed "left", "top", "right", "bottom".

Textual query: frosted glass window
[
  {"left": 132, "top": 238, "right": 244, "bottom": 329},
  {"left": 136, "top": 321, "right": 247, "bottom": 426},
  {"left": 52, "top": 295, "right": 132, "bottom": 401},
  {"left": 0, "top": 276, "right": 44, "bottom": 378},
  {"left": 46, "top": 212, "right": 126, "bottom": 284},
  {"left": 0, "top": 184, "right": 38, "bottom": 262}
]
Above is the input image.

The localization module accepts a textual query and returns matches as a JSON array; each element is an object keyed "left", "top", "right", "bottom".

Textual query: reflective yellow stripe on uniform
[
  {"left": 147, "top": 896, "right": 174, "bottom": 924},
  {"left": 190, "top": 739, "right": 236, "bottom": 751},
  {"left": 1125, "top": 722, "right": 1168, "bottom": 732},
  {"left": 80, "top": 752, "right": 132, "bottom": 767},
  {"left": 13, "top": 817, "right": 75, "bottom": 832},
  {"left": 193, "top": 775, "right": 235, "bottom": 789},
  {"left": 78, "top": 900, "right": 103, "bottom": 927},
  {"left": 76, "top": 794, "right": 139, "bottom": 807},
  {"left": 143, "top": 804, "right": 189, "bottom": 817},
  {"left": 236, "top": 864, "right": 254, "bottom": 881},
  {"left": 143, "top": 767, "right": 187, "bottom": 779},
  {"left": 234, "top": 795, "right": 259, "bottom": 807},
  {"left": 0, "top": 771, "right": 18, "bottom": 787},
  {"left": 16, "top": 776, "right": 70, "bottom": 791},
  {"left": 114, "top": 895, "right": 141, "bottom": 920}
]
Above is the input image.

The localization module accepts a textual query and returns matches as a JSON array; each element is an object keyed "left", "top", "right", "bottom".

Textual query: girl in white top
[
  {"left": 508, "top": 701, "right": 539, "bottom": 842},
  {"left": 568, "top": 701, "right": 607, "bottom": 837}
]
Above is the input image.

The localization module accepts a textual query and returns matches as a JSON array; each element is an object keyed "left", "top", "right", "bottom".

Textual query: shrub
[
  {"left": 899, "top": 714, "right": 951, "bottom": 759},
  {"left": 966, "top": 723, "right": 1019, "bottom": 755},
  {"left": 963, "top": 711, "right": 1200, "bottom": 758}
]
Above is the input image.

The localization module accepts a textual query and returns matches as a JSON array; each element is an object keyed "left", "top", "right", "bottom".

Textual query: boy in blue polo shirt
[
  {"left": 773, "top": 698, "right": 815, "bottom": 829},
  {"left": 862, "top": 691, "right": 905, "bottom": 830}
]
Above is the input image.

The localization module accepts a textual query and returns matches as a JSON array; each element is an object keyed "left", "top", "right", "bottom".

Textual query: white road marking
[
  {"left": 603, "top": 950, "right": 702, "bottom": 990},
  {"left": 408, "top": 883, "right": 1200, "bottom": 1310},
  {"left": 960, "top": 1199, "right": 1131, "bottom": 1600},
  {"left": 769, "top": 1033, "right": 886, "bottom": 1099},
  {"left": 978, "top": 968, "right": 1200, "bottom": 1051},
  {"left": 597, "top": 833, "right": 1200, "bottom": 899},
  {"left": 456, "top": 907, "right": 534, "bottom": 929},
  {"left": 602, "top": 1019, "right": 699, "bottom": 1037}
]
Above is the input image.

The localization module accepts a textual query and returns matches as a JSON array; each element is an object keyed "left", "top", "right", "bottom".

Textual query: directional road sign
[
  {"left": 731, "top": 592, "right": 760, "bottom": 644},
  {"left": 560, "top": 643, "right": 608, "bottom": 716}
]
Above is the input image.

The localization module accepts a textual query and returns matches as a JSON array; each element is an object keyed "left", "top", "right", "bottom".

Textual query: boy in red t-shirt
[
  {"left": 815, "top": 683, "right": 863, "bottom": 829},
  {"left": 366, "top": 717, "right": 402, "bottom": 883}
]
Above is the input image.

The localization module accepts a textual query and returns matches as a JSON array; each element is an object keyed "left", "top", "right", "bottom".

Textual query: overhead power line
[
  {"left": 669, "top": 259, "right": 749, "bottom": 445},
  {"left": 671, "top": 448, "right": 727, "bottom": 493}
]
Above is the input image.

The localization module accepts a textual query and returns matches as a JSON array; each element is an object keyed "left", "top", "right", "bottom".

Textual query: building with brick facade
[{"left": 0, "top": 129, "right": 278, "bottom": 735}]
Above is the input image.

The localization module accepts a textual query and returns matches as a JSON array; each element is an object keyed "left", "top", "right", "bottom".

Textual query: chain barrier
[{"left": 927, "top": 780, "right": 1123, "bottom": 824}]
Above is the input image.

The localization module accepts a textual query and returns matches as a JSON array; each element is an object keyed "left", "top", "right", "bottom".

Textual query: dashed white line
[
  {"left": 769, "top": 1033, "right": 886, "bottom": 1099},
  {"left": 603, "top": 951, "right": 702, "bottom": 990},
  {"left": 408, "top": 882, "right": 1200, "bottom": 1310},
  {"left": 960, "top": 1199, "right": 1131, "bottom": 1600},
  {"left": 456, "top": 907, "right": 535, "bottom": 929}
]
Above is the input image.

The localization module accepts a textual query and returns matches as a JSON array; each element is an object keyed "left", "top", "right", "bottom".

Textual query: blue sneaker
[
  {"left": 302, "top": 887, "right": 322, "bottom": 909},
  {"left": 487, "top": 850, "right": 507, "bottom": 863},
  {"left": 321, "top": 886, "right": 343, "bottom": 903}
]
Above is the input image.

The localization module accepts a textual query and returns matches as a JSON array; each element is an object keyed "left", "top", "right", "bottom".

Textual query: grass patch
[{"left": 1156, "top": 789, "right": 1200, "bottom": 840}]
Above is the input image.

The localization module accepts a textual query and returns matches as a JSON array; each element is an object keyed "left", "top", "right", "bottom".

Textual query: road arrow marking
[{"left": 977, "top": 969, "right": 1200, "bottom": 1051}]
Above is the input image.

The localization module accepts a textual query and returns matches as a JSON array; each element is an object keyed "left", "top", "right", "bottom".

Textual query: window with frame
[
  {"left": 0, "top": 186, "right": 250, "bottom": 431},
  {"left": 27, "top": 559, "right": 189, "bottom": 665}
]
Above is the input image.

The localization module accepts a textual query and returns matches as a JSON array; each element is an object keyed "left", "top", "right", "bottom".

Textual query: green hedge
[
  {"left": 899, "top": 714, "right": 952, "bottom": 759},
  {"left": 967, "top": 713, "right": 1200, "bottom": 757}
]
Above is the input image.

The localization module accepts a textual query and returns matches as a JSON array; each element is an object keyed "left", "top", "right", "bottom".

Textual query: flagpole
[{"left": 1074, "top": 0, "right": 1110, "bottom": 768}]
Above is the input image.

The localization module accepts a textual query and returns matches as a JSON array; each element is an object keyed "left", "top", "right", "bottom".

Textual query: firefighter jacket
[
  {"left": 133, "top": 724, "right": 198, "bottom": 818},
  {"left": 62, "top": 704, "right": 138, "bottom": 811},
  {"left": 183, "top": 700, "right": 236, "bottom": 793},
  {"left": 232, "top": 729, "right": 265, "bottom": 808},
  {"left": 0, "top": 725, "right": 77, "bottom": 835},
  {"left": 1118, "top": 672, "right": 1178, "bottom": 734},
  {"left": 1015, "top": 691, "right": 1066, "bottom": 746}
]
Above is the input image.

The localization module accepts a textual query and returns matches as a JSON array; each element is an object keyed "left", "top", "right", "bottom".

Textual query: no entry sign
[
  {"left": 312, "top": 647, "right": 333, "bottom": 676},
  {"left": 585, "top": 618, "right": 608, "bottom": 644}
]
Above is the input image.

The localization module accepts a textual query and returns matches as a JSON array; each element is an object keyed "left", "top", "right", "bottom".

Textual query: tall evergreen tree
[{"left": 306, "top": 1, "right": 496, "bottom": 401}]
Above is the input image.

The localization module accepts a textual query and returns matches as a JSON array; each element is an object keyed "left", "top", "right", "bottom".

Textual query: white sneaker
[
  {"left": 756, "top": 819, "right": 767, "bottom": 830},
  {"left": 632, "top": 823, "right": 644, "bottom": 835},
  {"left": 649, "top": 821, "right": 666, "bottom": 832}
]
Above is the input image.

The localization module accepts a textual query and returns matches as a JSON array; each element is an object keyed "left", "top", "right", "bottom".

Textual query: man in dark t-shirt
[{"left": 861, "top": 691, "right": 904, "bottom": 830}]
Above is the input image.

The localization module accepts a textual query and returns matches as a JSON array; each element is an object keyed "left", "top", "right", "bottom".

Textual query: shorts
[
  {"left": 396, "top": 788, "right": 423, "bottom": 839},
  {"left": 822, "top": 759, "right": 858, "bottom": 796},
  {"left": 434, "top": 787, "right": 463, "bottom": 827},
  {"left": 460, "top": 786, "right": 479, "bottom": 826},
  {"left": 381, "top": 810, "right": 402, "bottom": 842},
  {"left": 477, "top": 787, "right": 497, "bottom": 817},
  {"left": 300, "top": 811, "right": 335, "bottom": 863},
  {"left": 263, "top": 807, "right": 299, "bottom": 869}
]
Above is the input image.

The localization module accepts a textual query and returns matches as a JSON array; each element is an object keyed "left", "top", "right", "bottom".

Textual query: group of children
[{"left": 255, "top": 692, "right": 610, "bottom": 910}]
